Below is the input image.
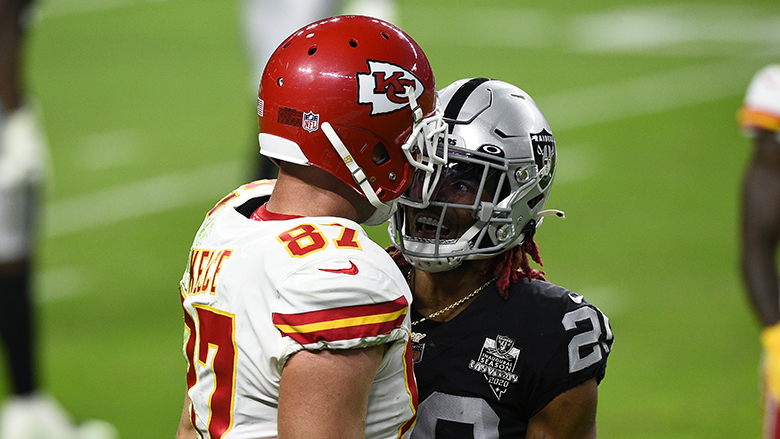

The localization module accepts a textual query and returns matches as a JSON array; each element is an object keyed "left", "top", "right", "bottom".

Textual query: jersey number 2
[
  {"left": 562, "top": 307, "right": 612, "bottom": 373},
  {"left": 183, "top": 305, "right": 237, "bottom": 439}
]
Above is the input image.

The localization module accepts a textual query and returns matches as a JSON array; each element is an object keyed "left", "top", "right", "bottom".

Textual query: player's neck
[
  {"left": 410, "top": 261, "right": 492, "bottom": 322},
  {"left": 266, "top": 163, "right": 369, "bottom": 222}
]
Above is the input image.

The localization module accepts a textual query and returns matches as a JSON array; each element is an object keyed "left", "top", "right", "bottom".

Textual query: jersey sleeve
[
  {"left": 270, "top": 254, "right": 411, "bottom": 355},
  {"left": 526, "top": 283, "right": 613, "bottom": 417}
]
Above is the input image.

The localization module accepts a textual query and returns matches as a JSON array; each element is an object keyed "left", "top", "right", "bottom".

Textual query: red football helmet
[{"left": 257, "top": 15, "right": 446, "bottom": 225}]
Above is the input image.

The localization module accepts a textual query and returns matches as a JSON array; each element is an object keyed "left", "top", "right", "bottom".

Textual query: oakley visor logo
[{"left": 357, "top": 60, "right": 423, "bottom": 115}]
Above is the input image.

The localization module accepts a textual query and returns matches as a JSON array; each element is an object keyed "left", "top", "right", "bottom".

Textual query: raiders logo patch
[
  {"left": 357, "top": 60, "right": 424, "bottom": 116},
  {"left": 468, "top": 335, "right": 520, "bottom": 400},
  {"left": 530, "top": 129, "right": 556, "bottom": 190}
]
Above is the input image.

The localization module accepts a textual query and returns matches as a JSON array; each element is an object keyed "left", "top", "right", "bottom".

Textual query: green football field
[{"left": 4, "top": 0, "right": 778, "bottom": 437}]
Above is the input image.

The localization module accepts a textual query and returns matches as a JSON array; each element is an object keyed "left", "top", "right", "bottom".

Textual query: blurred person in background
[
  {"left": 739, "top": 64, "right": 780, "bottom": 439},
  {"left": 176, "top": 15, "right": 447, "bottom": 439},
  {"left": 241, "top": 0, "right": 398, "bottom": 180},
  {"left": 0, "top": 0, "right": 116, "bottom": 438},
  {"left": 388, "top": 78, "right": 614, "bottom": 438}
]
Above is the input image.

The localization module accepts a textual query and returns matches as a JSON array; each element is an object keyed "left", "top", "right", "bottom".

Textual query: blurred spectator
[
  {"left": 0, "top": 1, "right": 116, "bottom": 437},
  {"left": 738, "top": 64, "right": 780, "bottom": 439}
]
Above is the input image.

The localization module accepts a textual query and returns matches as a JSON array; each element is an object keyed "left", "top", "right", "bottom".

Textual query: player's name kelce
[{"left": 182, "top": 248, "right": 233, "bottom": 297}]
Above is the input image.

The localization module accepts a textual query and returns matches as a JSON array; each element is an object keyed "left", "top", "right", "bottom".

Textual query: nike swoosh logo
[{"left": 319, "top": 261, "right": 359, "bottom": 275}]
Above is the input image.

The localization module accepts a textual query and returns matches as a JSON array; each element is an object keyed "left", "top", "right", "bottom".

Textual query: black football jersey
[{"left": 410, "top": 279, "right": 613, "bottom": 439}]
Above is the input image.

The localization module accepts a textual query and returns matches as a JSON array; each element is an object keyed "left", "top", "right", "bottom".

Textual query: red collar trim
[{"left": 250, "top": 203, "right": 303, "bottom": 221}]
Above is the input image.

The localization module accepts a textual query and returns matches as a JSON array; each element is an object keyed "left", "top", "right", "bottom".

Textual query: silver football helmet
[{"left": 389, "top": 78, "right": 563, "bottom": 272}]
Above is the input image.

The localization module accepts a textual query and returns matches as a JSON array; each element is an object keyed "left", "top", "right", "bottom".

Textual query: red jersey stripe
[
  {"left": 272, "top": 296, "right": 408, "bottom": 327},
  {"left": 399, "top": 339, "right": 418, "bottom": 436},
  {"left": 272, "top": 298, "right": 408, "bottom": 344},
  {"left": 276, "top": 314, "right": 407, "bottom": 345}
]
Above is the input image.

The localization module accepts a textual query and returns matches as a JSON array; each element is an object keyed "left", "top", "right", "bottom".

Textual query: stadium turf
[{"left": 4, "top": 0, "right": 777, "bottom": 437}]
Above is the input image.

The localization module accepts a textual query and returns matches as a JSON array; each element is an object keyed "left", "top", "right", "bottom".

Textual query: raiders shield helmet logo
[
  {"left": 530, "top": 129, "right": 556, "bottom": 190},
  {"left": 357, "top": 60, "right": 424, "bottom": 116}
]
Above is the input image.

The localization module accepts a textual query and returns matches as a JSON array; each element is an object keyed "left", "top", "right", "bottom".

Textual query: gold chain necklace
[{"left": 408, "top": 271, "right": 496, "bottom": 326}]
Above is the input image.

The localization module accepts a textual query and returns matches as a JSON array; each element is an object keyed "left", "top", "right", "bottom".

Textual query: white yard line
[
  {"left": 43, "top": 161, "right": 244, "bottom": 237},
  {"left": 570, "top": 4, "right": 780, "bottom": 53},
  {"left": 35, "top": 0, "right": 175, "bottom": 19},
  {"left": 413, "top": 3, "right": 779, "bottom": 54},
  {"left": 35, "top": 265, "right": 88, "bottom": 304},
  {"left": 539, "top": 59, "right": 763, "bottom": 131}
]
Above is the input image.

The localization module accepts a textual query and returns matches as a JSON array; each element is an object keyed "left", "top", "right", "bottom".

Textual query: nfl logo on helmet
[{"left": 302, "top": 112, "right": 319, "bottom": 132}]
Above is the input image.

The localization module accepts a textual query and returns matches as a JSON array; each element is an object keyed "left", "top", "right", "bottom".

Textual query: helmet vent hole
[
  {"left": 372, "top": 142, "right": 389, "bottom": 165},
  {"left": 308, "top": 46, "right": 317, "bottom": 56},
  {"left": 380, "top": 31, "right": 390, "bottom": 39},
  {"left": 349, "top": 39, "right": 358, "bottom": 48},
  {"left": 277, "top": 77, "right": 283, "bottom": 87}
]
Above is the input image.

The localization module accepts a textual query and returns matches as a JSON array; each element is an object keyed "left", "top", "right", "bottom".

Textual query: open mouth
[{"left": 414, "top": 214, "right": 451, "bottom": 239}]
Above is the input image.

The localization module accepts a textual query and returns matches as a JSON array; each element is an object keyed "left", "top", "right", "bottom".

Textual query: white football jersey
[{"left": 180, "top": 180, "right": 417, "bottom": 439}]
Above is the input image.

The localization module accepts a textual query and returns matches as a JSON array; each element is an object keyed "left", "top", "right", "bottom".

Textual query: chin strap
[
  {"left": 321, "top": 122, "right": 394, "bottom": 225},
  {"left": 321, "top": 86, "right": 448, "bottom": 224}
]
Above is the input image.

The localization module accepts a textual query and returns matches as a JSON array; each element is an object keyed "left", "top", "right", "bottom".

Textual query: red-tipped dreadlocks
[
  {"left": 389, "top": 245, "right": 408, "bottom": 269},
  {"left": 386, "top": 237, "right": 546, "bottom": 300},
  {"left": 482, "top": 238, "right": 546, "bottom": 299}
]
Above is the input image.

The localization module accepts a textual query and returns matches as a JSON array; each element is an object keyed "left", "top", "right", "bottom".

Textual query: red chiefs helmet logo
[{"left": 357, "top": 60, "right": 424, "bottom": 116}]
